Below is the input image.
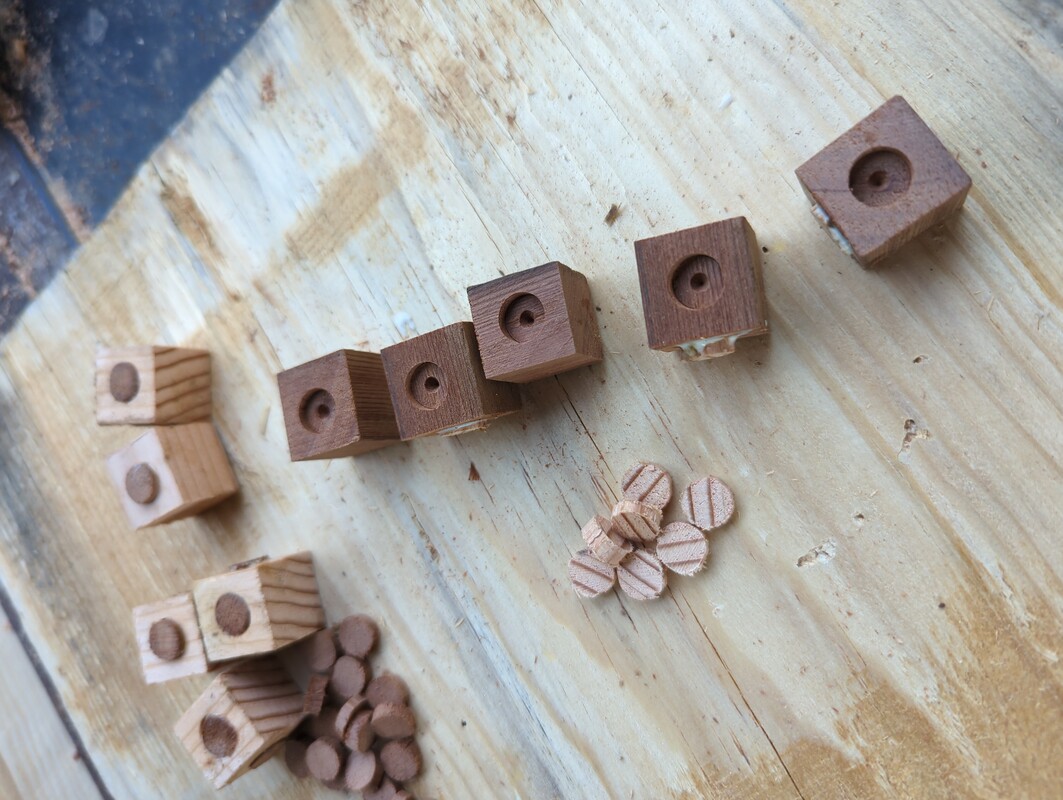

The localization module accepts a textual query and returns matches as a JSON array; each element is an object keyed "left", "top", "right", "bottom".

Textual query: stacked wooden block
[
  {"left": 133, "top": 553, "right": 326, "bottom": 788},
  {"left": 276, "top": 262, "right": 603, "bottom": 460},
  {"left": 96, "top": 345, "right": 238, "bottom": 528},
  {"left": 283, "top": 616, "right": 424, "bottom": 798},
  {"left": 569, "top": 463, "right": 736, "bottom": 601}
]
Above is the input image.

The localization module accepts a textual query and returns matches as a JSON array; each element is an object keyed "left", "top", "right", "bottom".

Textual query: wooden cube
[
  {"left": 96, "top": 346, "right": 211, "bottom": 425},
  {"left": 634, "top": 217, "right": 768, "bottom": 360},
  {"left": 106, "top": 422, "right": 238, "bottom": 529},
  {"left": 795, "top": 95, "right": 972, "bottom": 267},
  {"left": 277, "top": 350, "right": 400, "bottom": 460},
  {"left": 133, "top": 593, "right": 211, "bottom": 684},
  {"left": 174, "top": 657, "right": 304, "bottom": 788},
  {"left": 193, "top": 552, "right": 325, "bottom": 663},
  {"left": 467, "top": 262, "right": 603, "bottom": 382},
  {"left": 381, "top": 322, "right": 521, "bottom": 439}
]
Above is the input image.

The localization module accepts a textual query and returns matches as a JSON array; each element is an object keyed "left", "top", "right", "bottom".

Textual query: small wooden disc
[
  {"left": 304, "top": 629, "right": 338, "bottom": 674},
  {"left": 336, "top": 614, "right": 379, "bottom": 658},
  {"left": 681, "top": 476, "right": 736, "bottom": 531},
  {"left": 335, "top": 695, "right": 369, "bottom": 739},
  {"left": 329, "top": 655, "right": 370, "bottom": 700},
  {"left": 305, "top": 706, "right": 340, "bottom": 740},
  {"left": 371, "top": 703, "right": 417, "bottom": 740},
  {"left": 303, "top": 673, "right": 330, "bottom": 717},
  {"left": 148, "top": 617, "right": 185, "bottom": 661},
  {"left": 380, "top": 738, "right": 423, "bottom": 783},
  {"left": 124, "top": 463, "right": 159, "bottom": 505},
  {"left": 109, "top": 361, "right": 140, "bottom": 402},
  {"left": 345, "top": 749, "right": 383, "bottom": 792},
  {"left": 568, "top": 550, "right": 616, "bottom": 598},
  {"left": 617, "top": 549, "right": 668, "bottom": 601},
  {"left": 306, "top": 736, "right": 346, "bottom": 782},
  {"left": 344, "top": 709, "right": 376, "bottom": 752},
  {"left": 365, "top": 779, "right": 401, "bottom": 800},
  {"left": 611, "top": 500, "right": 663, "bottom": 543},
  {"left": 284, "top": 739, "right": 310, "bottom": 778},
  {"left": 581, "top": 515, "right": 632, "bottom": 567},
  {"left": 214, "top": 593, "right": 251, "bottom": 636},
  {"left": 366, "top": 673, "right": 410, "bottom": 708},
  {"left": 656, "top": 522, "right": 710, "bottom": 576},
  {"left": 621, "top": 462, "right": 672, "bottom": 509}
]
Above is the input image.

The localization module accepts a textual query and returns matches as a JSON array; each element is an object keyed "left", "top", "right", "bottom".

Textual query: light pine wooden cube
[
  {"left": 106, "top": 422, "right": 239, "bottom": 529},
  {"left": 96, "top": 345, "right": 212, "bottom": 425},
  {"left": 132, "top": 593, "right": 211, "bottom": 684},
  {"left": 193, "top": 552, "right": 325, "bottom": 663}
]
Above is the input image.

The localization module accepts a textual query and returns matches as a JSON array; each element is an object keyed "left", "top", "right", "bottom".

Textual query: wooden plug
[
  {"left": 617, "top": 550, "right": 667, "bottom": 601},
  {"left": 303, "top": 673, "right": 330, "bottom": 718},
  {"left": 329, "top": 655, "right": 371, "bottom": 702},
  {"left": 173, "top": 657, "right": 304, "bottom": 789},
  {"left": 656, "top": 522, "right": 710, "bottom": 576},
  {"left": 611, "top": 500, "right": 663, "bottom": 544},
  {"left": 635, "top": 217, "right": 768, "bottom": 360},
  {"left": 96, "top": 345, "right": 211, "bottom": 425},
  {"left": 795, "top": 95, "right": 972, "bottom": 267},
  {"left": 366, "top": 673, "right": 410, "bottom": 708},
  {"left": 193, "top": 552, "right": 326, "bottom": 663},
  {"left": 621, "top": 462, "right": 672, "bottom": 510},
  {"left": 336, "top": 614, "right": 379, "bottom": 659},
  {"left": 133, "top": 592, "right": 211, "bottom": 684},
  {"left": 580, "top": 515, "right": 632, "bottom": 567},
  {"left": 381, "top": 322, "right": 521, "bottom": 439},
  {"left": 306, "top": 736, "right": 346, "bottom": 783},
  {"left": 277, "top": 350, "right": 400, "bottom": 461},
  {"left": 336, "top": 695, "right": 370, "bottom": 739},
  {"left": 568, "top": 550, "right": 616, "bottom": 598},
  {"left": 681, "top": 477, "right": 736, "bottom": 532},
  {"left": 344, "top": 709, "right": 376, "bottom": 752},
  {"left": 467, "top": 261, "right": 603, "bottom": 382},
  {"left": 346, "top": 749, "right": 384, "bottom": 792},
  {"left": 284, "top": 739, "right": 310, "bottom": 778},
  {"left": 106, "top": 422, "right": 238, "bottom": 529},
  {"left": 380, "top": 738, "right": 422, "bottom": 783},
  {"left": 370, "top": 703, "right": 417, "bottom": 740},
  {"left": 366, "top": 779, "right": 403, "bottom": 800}
]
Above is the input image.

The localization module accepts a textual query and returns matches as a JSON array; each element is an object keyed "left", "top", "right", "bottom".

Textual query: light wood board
[{"left": 0, "top": 0, "right": 1061, "bottom": 797}]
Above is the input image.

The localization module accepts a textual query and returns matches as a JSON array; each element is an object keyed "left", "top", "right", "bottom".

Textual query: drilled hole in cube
[
  {"left": 671, "top": 254, "right": 724, "bottom": 310},
  {"left": 849, "top": 148, "right": 912, "bottom": 206},
  {"left": 500, "top": 293, "right": 546, "bottom": 342},
  {"left": 148, "top": 617, "right": 185, "bottom": 661},
  {"left": 109, "top": 362, "right": 140, "bottom": 403},
  {"left": 299, "top": 389, "right": 336, "bottom": 433},
  {"left": 201, "top": 715, "right": 238, "bottom": 758},
  {"left": 215, "top": 593, "right": 251, "bottom": 636},
  {"left": 407, "top": 362, "right": 444, "bottom": 410}
]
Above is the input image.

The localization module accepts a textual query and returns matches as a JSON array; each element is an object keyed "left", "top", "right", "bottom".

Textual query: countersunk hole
[
  {"left": 215, "top": 593, "right": 251, "bottom": 636},
  {"left": 671, "top": 254, "right": 724, "bottom": 310},
  {"left": 849, "top": 148, "right": 912, "bottom": 206},
  {"left": 109, "top": 362, "right": 140, "bottom": 403},
  {"left": 500, "top": 293, "right": 546, "bottom": 342},
  {"left": 201, "top": 715, "right": 238, "bottom": 758},
  {"left": 299, "top": 389, "right": 335, "bottom": 433},
  {"left": 408, "top": 362, "right": 444, "bottom": 410}
]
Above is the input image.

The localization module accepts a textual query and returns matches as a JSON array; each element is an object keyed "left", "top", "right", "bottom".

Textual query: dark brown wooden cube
[
  {"left": 467, "top": 262, "right": 603, "bottom": 383},
  {"left": 381, "top": 322, "right": 521, "bottom": 439},
  {"left": 277, "top": 350, "right": 399, "bottom": 460},
  {"left": 634, "top": 216, "right": 768, "bottom": 360},
  {"left": 795, "top": 95, "right": 972, "bottom": 267}
]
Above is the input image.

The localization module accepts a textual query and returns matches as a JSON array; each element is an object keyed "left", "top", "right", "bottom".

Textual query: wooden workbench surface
[{"left": 1, "top": 1, "right": 1061, "bottom": 797}]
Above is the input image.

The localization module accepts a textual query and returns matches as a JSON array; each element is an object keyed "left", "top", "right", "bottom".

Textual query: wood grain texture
[
  {"left": 95, "top": 346, "right": 212, "bottom": 425},
  {"left": 0, "top": 0, "right": 1062, "bottom": 797}
]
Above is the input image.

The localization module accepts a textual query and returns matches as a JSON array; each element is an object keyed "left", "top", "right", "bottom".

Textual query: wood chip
[
  {"left": 568, "top": 549, "right": 616, "bottom": 598},
  {"left": 336, "top": 614, "right": 379, "bottom": 658},
  {"left": 371, "top": 703, "right": 417, "bottom": 740},
  {"left": 581, "top": 514, "right": 632, "bottom": 566},
  {"left": 611, "top": 499, "right": 663, "bottom": 543},
  {"left": 656, "top": 521, "right": 710, "bottom": 576},
  {"left": 335, "top": 695, "right": 369, "bottom": 739},
  {"left": 345, "top": 749, "right": 383, "bottom": 792},
  {"left": 621, "top": 462, "right": 672, "bottom": 509},
  {"left": 306, "top": 736, "right": 346, "bottom": 782},
  {"left": 343, "top": 709, "right": 375, "bottom": 752},
  {"left": 366, "top": 673, "right": 410, "bottom": 708},
  {"left": 380, "top": 738, "right": 422, "bottom": 783},
  {"left": 329, "top": 655, "right": 371, "bottom": 701},
  {"left": 681, "top": 476, "right": 736, "bottom": 531},
  {"left": 617, "top": 549, "right": 667, "bottom": 600}
]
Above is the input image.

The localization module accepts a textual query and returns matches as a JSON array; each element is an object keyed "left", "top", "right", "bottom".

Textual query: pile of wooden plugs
[
  {"left": 569, "top": 463, "right": 736, "bottom": 601},
  {"left": 283, "top": 616, "right": 423, "bottom": 798},
  {"left": 96, "top": 345, "right": 239, "bottom": 528}
]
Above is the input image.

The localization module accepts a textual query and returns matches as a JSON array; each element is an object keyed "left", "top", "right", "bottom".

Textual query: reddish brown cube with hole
[
  {"left": 634, "top": 216, "right": 768, "bottom": 360},
  {"left": 277, "top": 350, "right": 399, "bottom": 461},
  {"left": 795, "top": 95, "right": 972, "bottom": 267},
  {"left": 381, "top": 322, "right": 521, "bottom": 439},
  {"left": 466, "top": 262, "right": 603, "bottom": 382}
]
